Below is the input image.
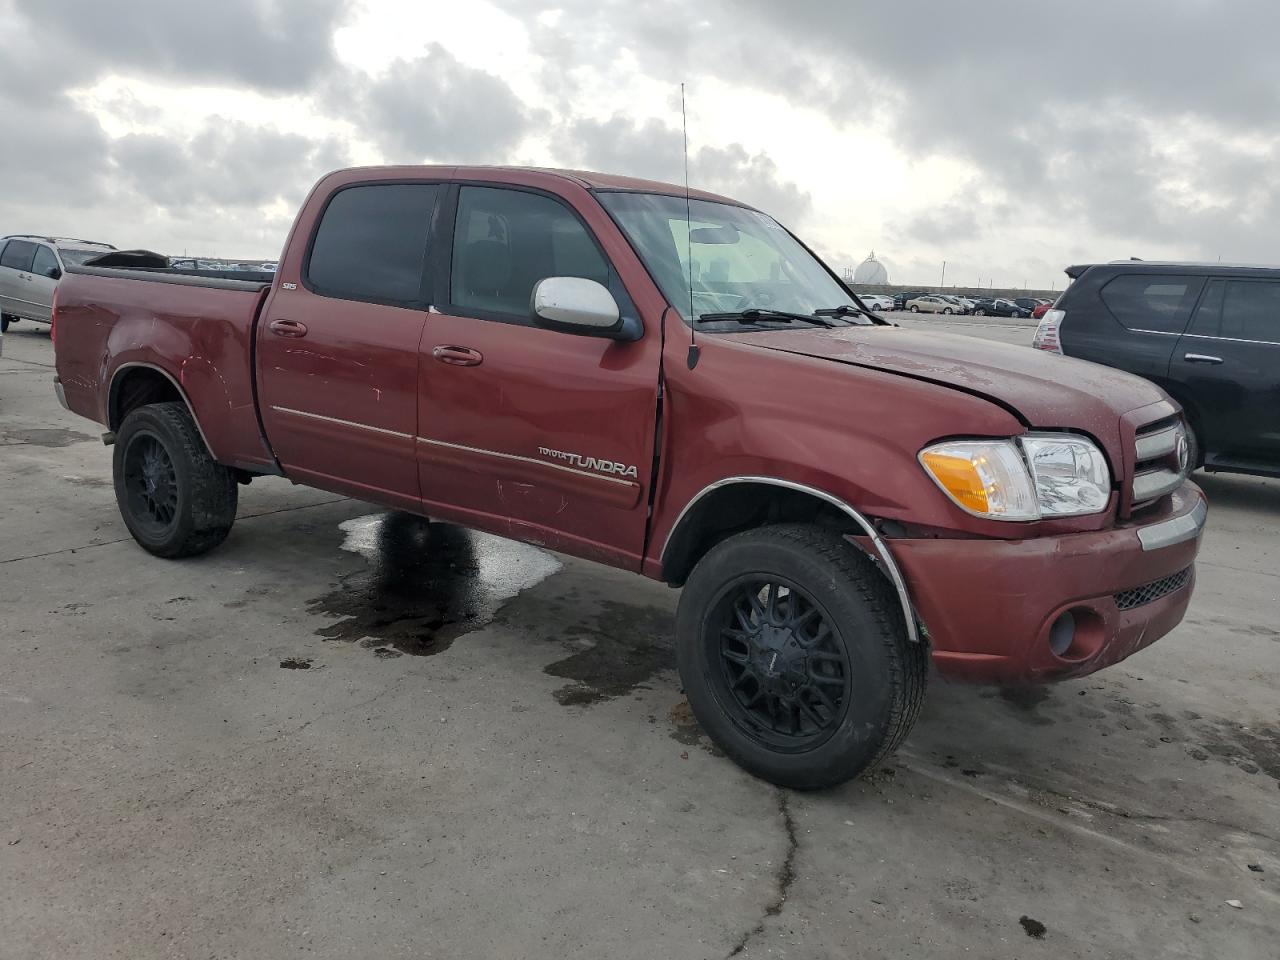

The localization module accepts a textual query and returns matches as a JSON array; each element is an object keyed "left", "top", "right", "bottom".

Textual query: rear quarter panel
[{"left": 55, "top": 272, "right": 275, "bottom": 470}]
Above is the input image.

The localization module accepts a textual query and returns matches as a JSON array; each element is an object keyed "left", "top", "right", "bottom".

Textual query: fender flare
[
  {"left": 108, "top": 361, "right": 215, "bottom": 455},
  {"left": 661, "top": 476, "right": 921, "bottom": 644}
]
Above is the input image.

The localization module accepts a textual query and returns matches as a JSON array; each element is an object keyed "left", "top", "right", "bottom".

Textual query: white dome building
[{"left": 851, "top": 252, "right": 889, "bottom": 285}]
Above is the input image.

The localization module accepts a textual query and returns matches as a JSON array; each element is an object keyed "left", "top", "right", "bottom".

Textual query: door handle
[
  {"left": 432, "top": 345, "right": 483, "bottom": 366},
  {"left": 269, "top": 318, "right": 308, "bottom": 338},
  {"left": 1183, "top": 352, "right": 1223, "bottom": 364}
]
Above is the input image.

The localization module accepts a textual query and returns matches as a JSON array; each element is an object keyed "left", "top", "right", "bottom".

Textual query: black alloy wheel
[
  {"left": 709, "top": 577, "right": 851, "bottom": 751},
  {"left": 122, "top": 432, "right": 180, "bottom": 538}
]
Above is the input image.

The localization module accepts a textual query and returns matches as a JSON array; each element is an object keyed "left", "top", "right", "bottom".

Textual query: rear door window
[
  {"left": 31, "top": 245, "right": 61, "bottom": 279},
  {"left": 1189, "top": 278, "right": 1280, "bottom": 344},
  {"left": 1099, "top": 274, "right": 1200, "bottom": 333},
  {"left": 306, "top": 183, "right": 440, "bottom": 307},
  {"left": 450, "top": 186, "right": 609, "bottom": 320},
  {"left": 0, "top": 239, "right": 37, "bottom": 272}
]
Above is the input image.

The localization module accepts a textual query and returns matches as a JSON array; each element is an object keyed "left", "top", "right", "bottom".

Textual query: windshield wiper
[
  {"left": 698, "top": 308, "right": 835, "bottom": 328},
  {"left": 815, "top": 298, "right": 891, "bottom": 326}
]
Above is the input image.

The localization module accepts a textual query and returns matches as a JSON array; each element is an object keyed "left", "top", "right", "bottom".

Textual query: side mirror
[
  {"left": 531, "top": 276, "right": 640, "bottom": 341},
  {"left": 47, "top": 267, "right": 62, "bottom": 280}
]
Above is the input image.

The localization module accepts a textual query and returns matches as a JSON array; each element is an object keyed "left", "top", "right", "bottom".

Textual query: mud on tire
[
  {"left": 113, "top": 401, "right": 238, "bottom": 558},
  {"left": 676, "top": 523, "right": 928, "bottom": 790}
]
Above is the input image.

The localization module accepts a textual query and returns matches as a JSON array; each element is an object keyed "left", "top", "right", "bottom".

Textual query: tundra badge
[{"left": 538, "top": 446, "right": 638, "bottom": 479}]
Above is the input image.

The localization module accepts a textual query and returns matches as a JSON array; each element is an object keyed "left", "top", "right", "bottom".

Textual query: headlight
[
  {"left": 1019, "top": 434, "right": 1111, "bottom": 515},
  {"left": 919, "top": 434, "right": 1111, "bottom": 521}
]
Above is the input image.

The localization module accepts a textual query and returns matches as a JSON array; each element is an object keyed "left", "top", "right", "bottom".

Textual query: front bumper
[{"left": 892, "top": 483, "right": 1206, "bottom": 683}]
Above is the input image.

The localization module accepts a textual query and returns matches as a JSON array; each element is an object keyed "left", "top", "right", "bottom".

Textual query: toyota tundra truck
[{"left": 52, "top": 166, "right": 1206, "bottom": 789}]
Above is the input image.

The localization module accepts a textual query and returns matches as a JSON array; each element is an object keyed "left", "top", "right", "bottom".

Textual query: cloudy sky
[{"left": 2, "top": 0, "right": 1277, "bottom": 289}]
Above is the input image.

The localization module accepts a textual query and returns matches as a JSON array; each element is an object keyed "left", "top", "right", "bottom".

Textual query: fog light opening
[{"left": 1049, "top": 611, "right": 1076, "bottom": 657}]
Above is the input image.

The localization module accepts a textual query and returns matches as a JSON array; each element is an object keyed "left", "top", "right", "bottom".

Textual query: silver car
[
  {"left": 0, "top": 235, "right": 115, "bottom": 331},
  {"left": 905, "top": 294, "right": 956, "bottom": 315}
]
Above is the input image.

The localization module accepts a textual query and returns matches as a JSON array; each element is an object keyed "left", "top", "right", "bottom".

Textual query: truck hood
[{"left": 720, "top": 326, "right": 1169, "bottom": 428}]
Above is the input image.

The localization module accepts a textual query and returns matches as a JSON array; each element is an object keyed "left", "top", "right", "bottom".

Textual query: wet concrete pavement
[{"left": 1, "top": 323, "right": 1277, "bottom": 959}]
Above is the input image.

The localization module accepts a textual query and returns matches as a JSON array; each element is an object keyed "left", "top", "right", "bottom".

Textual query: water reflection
[{"left": 308, "top": 513, "right": 561, "bottom": 657}]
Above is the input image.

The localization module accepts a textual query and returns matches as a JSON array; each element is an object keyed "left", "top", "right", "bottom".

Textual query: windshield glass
[
  {"left": 597, "top": 192, "right": 863, "bottom": 329},
  {"left": 58, "top": 248, "right": 109, "bottom": 266}
]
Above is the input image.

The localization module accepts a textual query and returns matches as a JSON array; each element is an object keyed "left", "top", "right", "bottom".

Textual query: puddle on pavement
[
  {"left": 0, "top": 427, "right": 93, "bottom": 448},
  {"left": 307, "top": 513, "right": 561, "bottom": 658},
  {"left": 539, "top": 600, "right": 674, "bottom": 706}
]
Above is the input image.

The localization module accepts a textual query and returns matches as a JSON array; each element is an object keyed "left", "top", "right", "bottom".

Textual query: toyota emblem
[{"left": 1176, "top": 432, "right": 1190, "bottom": 473}]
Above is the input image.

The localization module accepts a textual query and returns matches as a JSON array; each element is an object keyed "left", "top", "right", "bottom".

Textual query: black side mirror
[{"left": 47, "top": 267, "right": 62, "bottom": 280}]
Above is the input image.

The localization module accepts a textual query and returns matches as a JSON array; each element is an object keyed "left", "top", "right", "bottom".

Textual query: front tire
[
  {"left": 676, "top": 524, "right": 928, "bottom": 790},
  {"left": 1184, "top": 421, "right": 1203, "bottom": 472},
  {"left": 113, "top": 402, "right": 238, "bottom": 558},
  {"left": 974, "top": 308, "right": 986, "bottom": 316},
  {"left": 943, "top": 308, "right": 953, "bottom": 315},
  {"left": 909, "top": 305, "right": 919, "bottom": 313},
  {"left": 1, "top": 314, "right": 12, "bottom": 332}
]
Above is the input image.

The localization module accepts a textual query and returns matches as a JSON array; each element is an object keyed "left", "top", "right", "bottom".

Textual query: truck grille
[
  {"left": 1114, "top": 567, "right": 1192, "bottom": 611},
  {"left": 1130, "top": 417, "right": 1188, "bottom": 508}
]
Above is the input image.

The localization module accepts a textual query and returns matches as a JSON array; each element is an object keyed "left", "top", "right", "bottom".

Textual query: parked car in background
[
  {"left": 937, "top": 295, "right": 972, "bottom": 315},
  {"left": 0, "top": 235, "right": 116, "bottom": 331},
  {"left": 856, "top": 293, "right": 894, "bottom": 311},
  {"left": 973, "top": 298, "right": 1030, "bottom": 318},
  {"left": 1034, "top": 260, "right": 1280, "bottom": 478},
  {"left": 894, "top": 290, "right": 928, "bottom": 310},
  {"left": 1032, "top": 300, "right": 1054, "bottom": 319},
  {"left": 52, "top": 164, "right": 1205, "bottom": 789},
  {"left": 906, "top": 295, "right": 956, "bottom": 314}
]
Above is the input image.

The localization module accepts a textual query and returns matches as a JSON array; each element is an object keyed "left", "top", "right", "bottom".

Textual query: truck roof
[{"left": 330, "top": 165, "right": 746, "bottom": 208}]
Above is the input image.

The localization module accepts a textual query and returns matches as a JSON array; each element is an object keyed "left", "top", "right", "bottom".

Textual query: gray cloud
[
  {"left": 13, "top": 0, "right": 348, "bottom": 93},
  {"left": 7, "top": 0, "right": 1279, "bottom": 278},
  {"left": 111, "top": 121, "right": 350, "bottom": 211},
  {"left": 339, "top": 47, "right": 532, "bottom": 163},
  {"left": 565, "top": 116, "right": 812, "bottom": 225},
  {"left": 503, "top": 0, "right": 1280, "bottom": 268}
]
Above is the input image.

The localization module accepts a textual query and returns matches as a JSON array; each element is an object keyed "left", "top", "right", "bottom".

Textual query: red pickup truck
[{"left": 53, "top": 166, "right": 1206, "bottom": 788}]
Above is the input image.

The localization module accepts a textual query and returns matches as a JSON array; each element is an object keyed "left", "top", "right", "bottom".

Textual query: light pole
[{"left": 940, "top": 261, "right": 946, "bottom": 289}]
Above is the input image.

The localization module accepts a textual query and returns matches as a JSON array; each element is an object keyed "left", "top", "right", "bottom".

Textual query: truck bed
[{"left": 55, "top": 265, "right": 278, "bottom": 472}]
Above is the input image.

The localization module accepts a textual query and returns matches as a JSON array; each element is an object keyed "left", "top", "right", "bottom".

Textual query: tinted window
[
  {"left": 1189, "top": 278, "right": 1280, "bottom": 344},
  {"left": 307, "top": 184, "right": 439, "bottom": 306},
  {"left": 451, "top": 186, "right": 608, "bottom": 318},
  {"left": 31, "top": 245, "right": 60, "bottom": 278},
  {"left": 1099, "top": 274, "right": 1198, "bottom": 333},
  {"left": 0, "top": 239, "right": 37, "bottom": 272}
]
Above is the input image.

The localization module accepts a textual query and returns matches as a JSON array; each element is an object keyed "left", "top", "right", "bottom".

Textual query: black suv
[{"left": 1034, "top": 261, "right": 1280, "bottom": 477}]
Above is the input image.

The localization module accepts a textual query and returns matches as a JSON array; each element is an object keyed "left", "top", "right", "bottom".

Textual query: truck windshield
[{"left": 597, "top": 192, "right": 863, "bottom": 329}]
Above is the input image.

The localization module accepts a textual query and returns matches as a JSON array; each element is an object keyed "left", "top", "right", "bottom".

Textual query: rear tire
[
  {"left": 676, "top": 524, "right": 928, "bottom": 790},
  {"left": 113, "top": 402, "right": 238, "bottom": 558},
  {"left": 909, "top": 305, "right": 919, "bottom": 313},
  {"left": 974, "top": 308, "right": 986, "bottom": 316}
]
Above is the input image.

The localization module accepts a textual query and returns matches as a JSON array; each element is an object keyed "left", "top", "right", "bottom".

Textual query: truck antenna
[{"left": 682, "top": 83, "right": 700, "bottom": 370}]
